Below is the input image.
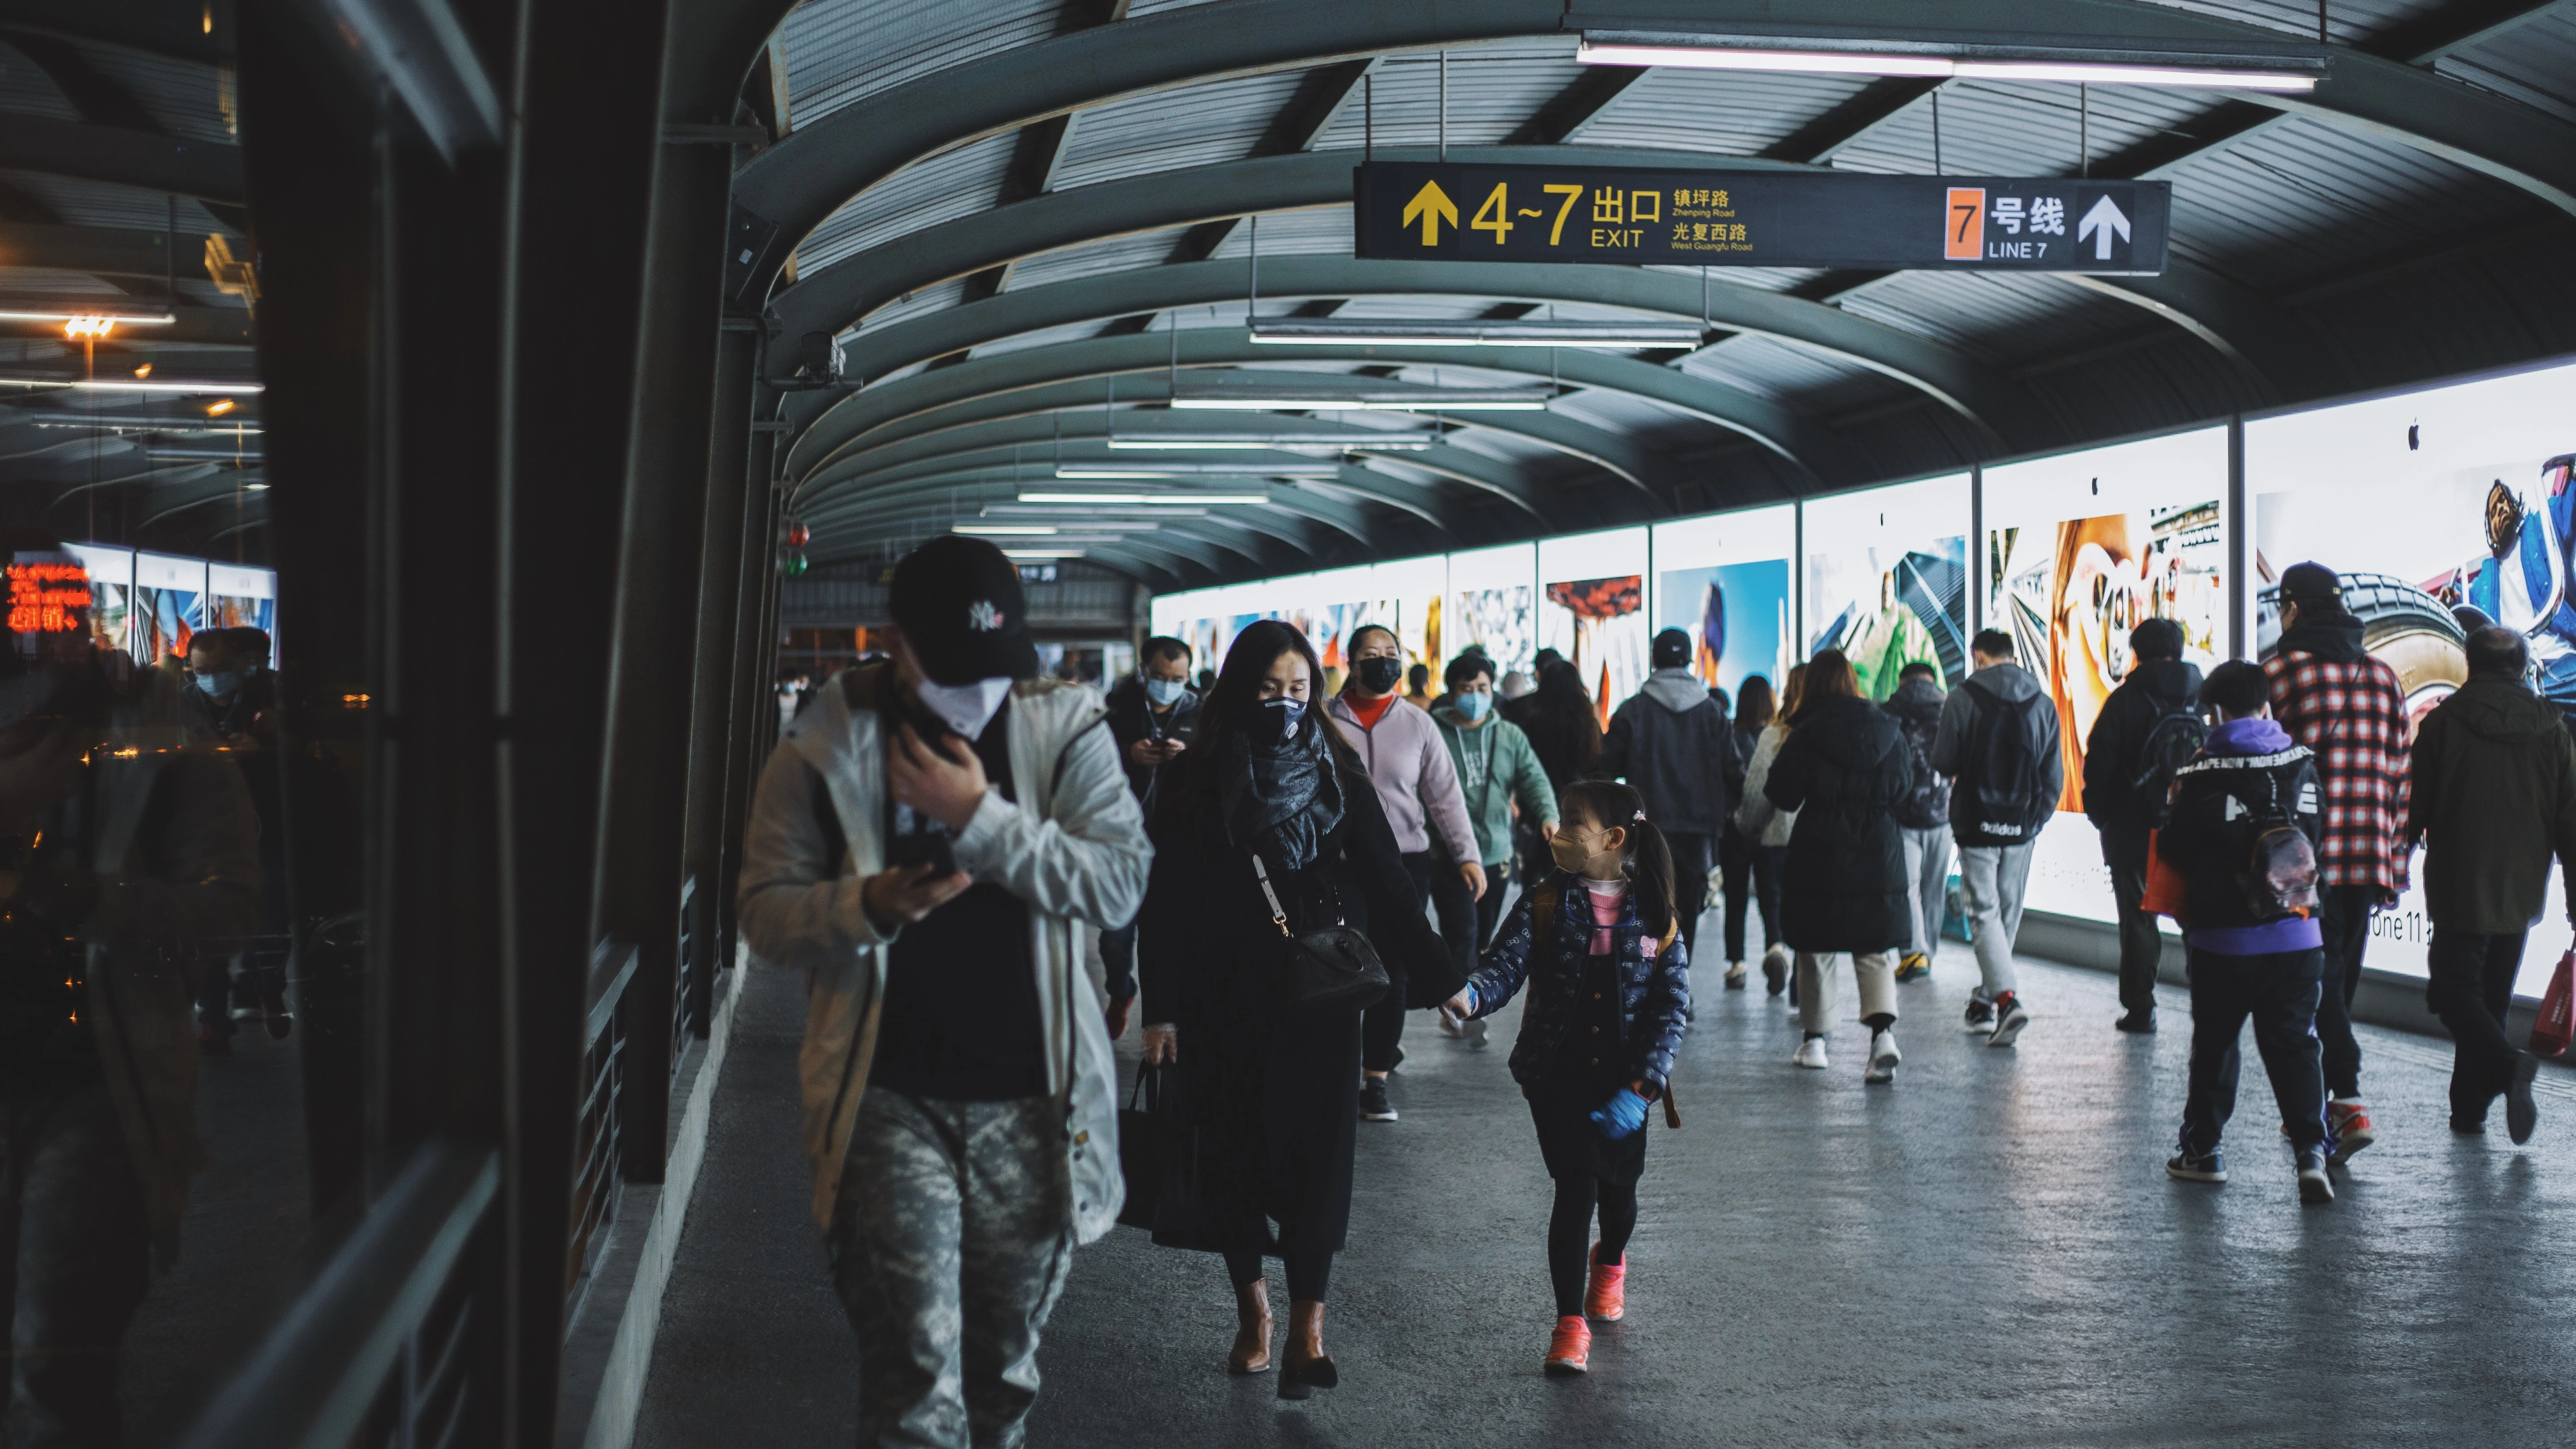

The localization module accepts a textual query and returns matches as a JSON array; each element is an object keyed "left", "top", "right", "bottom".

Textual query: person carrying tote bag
[{"left": 1133, "top": 620, "right": 1445, "bottom": 1399}]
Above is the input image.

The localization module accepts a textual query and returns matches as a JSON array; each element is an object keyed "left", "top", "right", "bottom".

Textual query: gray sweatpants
[
  {"left": 1956, "top": 841, "right": 2035, "bottom": 999},
  {"left": 829, "top": 1091, "right": 1073, "bottom": 1449},
  {"left": 1898, "top": 826, "right": 1953, "bottom": 962}
]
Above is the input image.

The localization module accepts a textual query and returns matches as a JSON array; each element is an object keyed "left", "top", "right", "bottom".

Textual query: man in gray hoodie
[
  {"left": 1931, "top": 629, "right": 2062, "bottom": 1048},
  {"left": 1602, "top": 628, "right": 1741, "bottom": 967}
]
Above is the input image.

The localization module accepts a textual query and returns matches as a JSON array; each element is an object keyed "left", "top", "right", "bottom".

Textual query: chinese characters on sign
[
  {"left": 6, "top": 562, "right": 89, "bottom": 635},
  {"left": 1355, "top": 164, "right": 2169, "bottom": 273}
]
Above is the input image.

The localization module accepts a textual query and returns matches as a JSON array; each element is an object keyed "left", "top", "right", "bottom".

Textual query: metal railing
[
  {"left": 672, "top": 875, "right": 701, "bottom": 1078},
  {"left": 173, "top": 1140, "right": 500, "bottom": 1449},
  {"left": 568, "top": 940, "right": 634, "bottom": 1307}
]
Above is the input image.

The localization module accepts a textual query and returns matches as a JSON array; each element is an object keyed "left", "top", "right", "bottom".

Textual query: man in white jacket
[{"left": 738, "top": 536, "right": 1150, "bottom": 1449}]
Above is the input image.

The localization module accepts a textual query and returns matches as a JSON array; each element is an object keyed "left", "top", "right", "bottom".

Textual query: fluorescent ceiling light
[
  {"left": 1018, "top": 491, "right": 1268, "bottom": 505},
  {"left": 1576, "top": 39, "right": 2317, "bottom": 91},
  {"left": 1252, "top": 319, "right": 1707, "bottom": 348},
  {"left": 1169, "top": 383, "right": 1553, "bottom": 413},
  {"left": 0, "top": 309, "right": 177, "bottom": 326},
  {"left": 1003, "top": 548, "right": 1085, "bottom": 559},
  {"left": 0, "top": 378, "right": 266, "bottom": 394},
  {"left": 1056, "top": 462, "right": 1339, "bottom": 479},
  {"left": 985, "top": 504, "right": 1213, "bottom": 519},
  {"left": 952, "top": 524, "right": 1059, "bottom": 535},
  {"left": 1106, "top": 435, "right": 1432, "bottom": 451}
]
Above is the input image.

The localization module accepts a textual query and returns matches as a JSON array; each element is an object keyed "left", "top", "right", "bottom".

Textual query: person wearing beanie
[
  {"left": 2262, "top": 562, "right": 2411, "bottom": 1161},
  {"left": 738, "top": 534, "right": 1152, "bottom": 1447},
  {"left": 2080, "top": 617, "right": 2204, "bottom": 1033},
  {"left": 1600, "top": 628, "right": 1740, "bottom": 975}
]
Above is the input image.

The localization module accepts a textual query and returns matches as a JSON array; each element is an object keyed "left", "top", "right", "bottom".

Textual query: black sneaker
[
  {"left": 1986, "top": 992, "right": 2029, "bottom": 1048},
  {"left": 2450, "top": 1117, "right": 2487, "bottom": 1135},
  {"left": 1963, "top": 993, "right": 1995, "bottom": 1033},
  {"left": 2115, "top": 1010, "right": 2155, "bottom": 1034},
  {"left": 2507, "top": 1049, "right": 2541, "bottom": 1145},
  {"left": 2165, "top": 1148, "right": 2227, "bottom": 1183},
  {"left": 1360, "top": 1077, "right": 1398, "bottom": 1123},
  {"left": 2297, "top": 1147, "right": 2334, "bottom": 1205}
]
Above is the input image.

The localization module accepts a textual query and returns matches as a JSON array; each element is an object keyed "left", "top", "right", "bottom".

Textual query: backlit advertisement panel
[
  {"left": 2248, "top": 357, "right": 2576, "bottom": 991},
  {"left": 1802, "top": 475, "right": 1971, "bottom": 697},
  {"left": 1982, "top": 428, "right": 2229, "bottom": 924},
  {"left": 1538, "top": 528, "right": 1648, "bottom": 731},
  {"left": 1445, "top": 542, "right": 1537, "bottom": 679},
  {"left": 1650, "top": 506, "right": 1791, "bottom": 706}
]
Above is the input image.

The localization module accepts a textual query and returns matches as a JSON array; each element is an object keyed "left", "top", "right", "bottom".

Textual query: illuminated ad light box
[
  {"left": 1801, "top": 476, "right": 1972, "bottom": 699},
  {"left": 2247, "top": 357, "right": 2576, "bottom": 991},
  {"left": 1293, "top": 565, "right": 1376, "bottom": 678},
  {"left": 1650, "top": 506, "right": 1792, "bottom": 703},
  {"left": 131, "top": 551, "right": 208, "bottom": 666},
  {"left": 1360, "top": 555, "right": 1450, "bottom": 681},
  {"left": 64, "top": 543, "right": 132, "bottom": 656},
  {"left": 1445, "top": 542, "right": 1538, "bottom": 679},
  {"left": 206, "top": 562, "right": 278, "bottom": 648},
  {"left": 1982, "top": 427, "right": 2229, "bottom": 924},
  {"left": 1538, "top": 528, "right": 1649, "bottom": 731},
  {"left": 1354, "top": 164, "right": 2169, "bottom": 272}
]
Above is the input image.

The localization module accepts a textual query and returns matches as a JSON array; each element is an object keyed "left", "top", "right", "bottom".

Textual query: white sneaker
[
  {"left": 1792, "top": 1036, "right": 1829, "bottom": 1069},
  {"left": 1438, "top": 1013, "right": 1465, "bottom": 1039},
  {"left": 1865, "top": 1030, "right": 1900, "bottom": 1084},
  {"left": 1464, "top": 1017, "right": 1489, "bottom": 1049}
]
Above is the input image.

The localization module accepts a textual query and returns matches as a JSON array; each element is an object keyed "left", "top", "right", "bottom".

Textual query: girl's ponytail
[{"left": 1557, "top": 779, "right": 1677, "bottom": 944}]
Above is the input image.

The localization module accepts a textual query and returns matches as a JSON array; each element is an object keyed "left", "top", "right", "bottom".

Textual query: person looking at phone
[
  {"left": 737, "top": 534, "right": 1150, "bottom": 1449},
  {"left": 1100, "top": 637, "right": 1199, "bottom": 1035}
]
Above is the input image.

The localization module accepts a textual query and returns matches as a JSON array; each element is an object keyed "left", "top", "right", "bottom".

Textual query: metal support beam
[
  {"left": 1758, "top": 77, "right": 1944, "bottom": 165},
  {"left": 1160, "top": 56, "right": 1381, "bottom": 267},
  {"left": 1501, "top": 64, "right": 1649, "bottom": 145}
]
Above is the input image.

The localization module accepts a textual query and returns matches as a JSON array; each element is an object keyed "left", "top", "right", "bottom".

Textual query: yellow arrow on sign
[{"left": 1402, "top": 179, "right": 1458, "bottom": 245}]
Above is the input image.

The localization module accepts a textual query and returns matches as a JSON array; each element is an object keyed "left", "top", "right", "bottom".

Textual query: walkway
[{"left": 637, "top": 942, "right": 2576, "bottom": 1448}]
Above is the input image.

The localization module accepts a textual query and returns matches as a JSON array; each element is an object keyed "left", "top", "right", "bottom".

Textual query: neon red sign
[{"left": 7, "top": 562, "right": 89, "bottom": 635}]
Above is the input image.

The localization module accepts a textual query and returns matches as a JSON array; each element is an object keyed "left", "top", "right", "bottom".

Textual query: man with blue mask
[
  {"left": 739, "top": 533, "right": 1149, "bottom": 1449},
  {"left": 1430, "top": 652, "right": 1557, "bottom": 1044},
  {"left": 1101, "top": 636, "right": 1199, "bottom": 1034}
]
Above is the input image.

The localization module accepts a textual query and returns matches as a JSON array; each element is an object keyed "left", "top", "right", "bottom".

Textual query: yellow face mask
[{"left": 1551, "top": 826, "right": 1612, "bottom": 875}]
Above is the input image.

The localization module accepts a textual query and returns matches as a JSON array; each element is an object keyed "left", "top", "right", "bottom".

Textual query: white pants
[
  {"left": 1898, "top": 826, "right": 1953, "bottom": 962},
  {"left": 1956, "top": 841, "right": 2035, "bottom": 999},
  {"left": 1797, "top": 951, "right": 1898, "bottom": 1035}
]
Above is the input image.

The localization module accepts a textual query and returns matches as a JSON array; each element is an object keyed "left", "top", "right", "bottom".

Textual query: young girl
[{"left": 1443, "top": 780, "right": 1691, "bottom": 1376}]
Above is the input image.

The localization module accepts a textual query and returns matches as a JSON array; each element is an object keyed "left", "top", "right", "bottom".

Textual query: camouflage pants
[{"left": 829, "top": 1092, "right": 1072, "bottom": 1449}]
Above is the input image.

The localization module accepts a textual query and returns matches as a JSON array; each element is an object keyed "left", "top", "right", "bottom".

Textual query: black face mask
[
  {"left": 1354, "top": 656, "right": 1405, "bottom": 695},
  {"left": 1248, "top": 697, "right": 1305, "bottom": 746}
]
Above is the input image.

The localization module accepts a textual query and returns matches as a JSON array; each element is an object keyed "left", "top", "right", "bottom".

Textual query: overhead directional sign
[{"left": 1354, "top": 163, "right": 2169, "bottom": 274}]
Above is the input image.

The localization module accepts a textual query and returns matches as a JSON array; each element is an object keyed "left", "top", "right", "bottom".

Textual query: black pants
[
  {"left": 1665, "top": 830, "right": 1712, "bottom": 964},
  {"left": 1476, "top": 858, "right": 1512, "bottom": 953},
  {"left": 2105, "top": 833, "right": 2161, "bottom": 1015},
  {"left": 1427, "top": 850, "right": 1484, "bottom": 991},
  {"left": 2315, "top": 885, "right": 2377, "bottom": 1098},
  {"left": 1530, "top": 1085, "right": 1643, "bottom": 1318},
  {"left": 1364, "top": 852, "right": 1442, "bottom": 1073},
  {"left": 1718, "top": 826, "right": 1784, "bottom": 963},
  {"left": 2180, "top": 946, "right": 2328, "bottom": 1155},
  {"left": 1225, "top": 1246, "right": 1332, "bottom": 1301},
  {"left": 2427, "top": 927, "right": 2527, "bottom": 1125}
]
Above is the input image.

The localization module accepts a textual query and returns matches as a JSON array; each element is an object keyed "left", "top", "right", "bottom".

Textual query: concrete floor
[{"left": 636, "top": 938, "right": 2576, "bottom": 1449}]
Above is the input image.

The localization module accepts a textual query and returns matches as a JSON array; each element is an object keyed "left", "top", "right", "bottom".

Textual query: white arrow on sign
[{"left": 2077, "top": 194, "right": 2131, "bottom": 262}]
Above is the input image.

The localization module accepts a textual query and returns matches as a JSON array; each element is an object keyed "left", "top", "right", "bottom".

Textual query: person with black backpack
[
  {"left": 2080, "top": 619, "right": 2205, "bottom": 1035},
  {"left": 1883, "top": 661, "right": 1952, "bottom": 984},
  {"left": 1931, "top": 629, "right": 2062, "bottom": 1047},
  {"left": 2156, "top": 661, "right": 2334, "bottom": 1205}
]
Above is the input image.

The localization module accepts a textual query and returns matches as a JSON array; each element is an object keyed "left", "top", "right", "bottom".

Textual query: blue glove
[{"left": 1591, "top": 1087, "right": 1649, "bottom": 1140}]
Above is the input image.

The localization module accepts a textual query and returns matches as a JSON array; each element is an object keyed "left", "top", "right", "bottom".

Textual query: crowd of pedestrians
[{"left": 742, "top": 537, "right": 2571, "bottom": 1443}]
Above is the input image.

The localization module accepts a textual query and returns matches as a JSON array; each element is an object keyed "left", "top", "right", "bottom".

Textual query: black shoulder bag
[{"left": 1252, "top": 851, "right": 1390, "bottom": 1018}]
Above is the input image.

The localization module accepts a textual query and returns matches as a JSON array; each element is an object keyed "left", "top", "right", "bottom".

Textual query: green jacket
[
  {"left": 2406, "top": 675, "right": 2576, "bottom": 934},
  {"left": 1431, "top": 703, "right": 1558, "bottom": 865}
]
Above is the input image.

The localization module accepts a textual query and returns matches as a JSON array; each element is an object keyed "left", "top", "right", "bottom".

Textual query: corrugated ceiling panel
[
  {"left": 1647, "top": 263, "right": 1830, "bottom": 295},
  {"left": 0, "top": 268, "right": 123, "bottom": 296},
  {"left": 1575, "top": 70, "right": 1878, "bottom": 157},
  {"left": 782, "top": 0, "right": 1065, "bottom": 129},
  {"left": 2162, "top": 114, "right": 2537, "bottom": 288},
  {"left": 1831, "top": 80, "right": 2211, "bottom": 179},
  {"left": 798, "top": 131, "right": 1019, "bottom": 278},
  {"left": 1004, "top": 225, "right": 1194, "bottom": 292},
  {"left": 1305, "top": 39, "right": 1588, "bottom": 151},
  {"left": 1836, "top": 270, "right": 2140, "bottom": 362},
  {"left": 2440, "top": 11, "right": 2576, "bottom": 122},
  {"left": 0, "top": 175, "right": 231, "bottom": 234},
  {"left": 2019, "top": 331, "right": 2256, "bottom": 439},
  {"left": 0, "top": 43, "right": 80, "bottom": 119},
  {"left": 75, "top": 43, "right": 235, "bottom": 143},
  {"left": 962, "top": 316, "right": 1116, "bottom": 361},
  {"left": 851, "top": 277, "right": 970, "bottom": 339},
  {"left": 1682, "top": 334, "right": 1886, "bottom": 410},
  {"left": 1052, "top": 70, "right": 1312, "bottom": 190},
  {"left": 1207, "top": 205, "right": 1354, "bottom": 258},
  {"left": 2139, "top": 0, "right": 2454, "bottom": 45}
]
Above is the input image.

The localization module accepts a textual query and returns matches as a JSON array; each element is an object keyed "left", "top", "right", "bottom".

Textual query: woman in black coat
[
  {"left": 1761, "top": 648, "right": 1914, "bottom": 1083},
  {"left": 1136, "top": 619, "right": 1446, "bottom": 1399}
]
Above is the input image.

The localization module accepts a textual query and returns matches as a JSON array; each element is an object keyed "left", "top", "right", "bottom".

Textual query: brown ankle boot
[
  {"left": 1228, "top": 1279, "right": 1274, "bottom": 1374},
  {"left": 1277, "top": 1299, "right": 1337, "bottom": 1398}
]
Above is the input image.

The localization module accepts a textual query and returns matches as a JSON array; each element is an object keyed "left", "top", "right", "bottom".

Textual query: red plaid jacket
[{"left": 2263, "top": 649, "right": 2412, "bottom": 894}]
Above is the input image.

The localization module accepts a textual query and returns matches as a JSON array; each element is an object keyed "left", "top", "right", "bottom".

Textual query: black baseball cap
[
  {"left": 1651, "top": 627, "right": 1692, "bottom": 669},
  {"left": 889, "top": 536, "right": 1041, "bottom": 685},
  {"left": 2278, "top": 562, "right": 2345, "bottom": 613}
]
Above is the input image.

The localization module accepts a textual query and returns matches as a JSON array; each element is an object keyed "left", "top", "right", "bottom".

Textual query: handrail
[
  {"left": 174, "top": 1139, "right": 500, "bottom": 1449},
  {"left": 585, "top": 938, "right": 638, "bottom": 1043}
]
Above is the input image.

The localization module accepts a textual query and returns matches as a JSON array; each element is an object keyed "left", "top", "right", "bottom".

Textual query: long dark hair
[
  {"left": 1735, "top": 674, "right": 1775, "bottom": 729},
  {"left": 1157, "top": 618, "right": 1355, "bottom": 829},
  {"left": 1791, "top": 648, "right": 1858, "bottom": 724},
  {"left": 1555, "top": 779, "right": 1677, "bottom": 943}
]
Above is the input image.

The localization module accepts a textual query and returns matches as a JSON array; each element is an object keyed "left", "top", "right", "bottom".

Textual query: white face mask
[{"left": 915, "top": 676, "right": 1014, "bottom": 740}]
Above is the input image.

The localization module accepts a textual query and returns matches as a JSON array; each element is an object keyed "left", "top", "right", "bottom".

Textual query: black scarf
[
  {"left": 2277, "top": 608, "right": 2365, "bottom": 664},
  {"left": 1218, "top": 715, "right": 1344, "bottom": 871}
]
